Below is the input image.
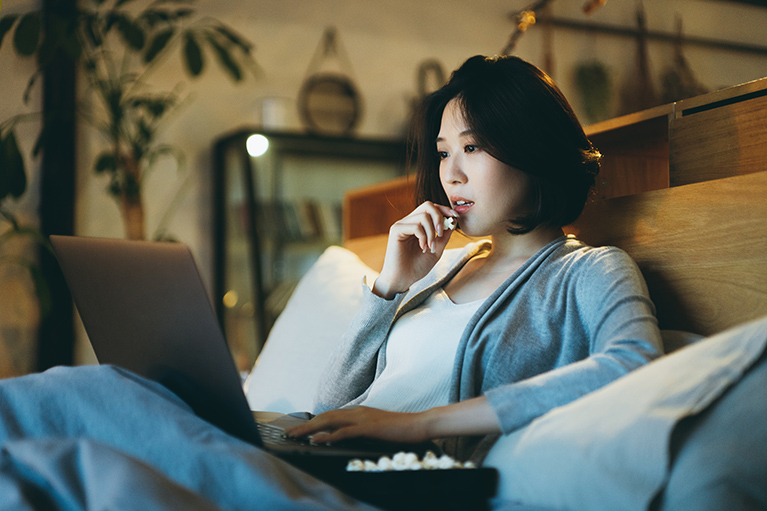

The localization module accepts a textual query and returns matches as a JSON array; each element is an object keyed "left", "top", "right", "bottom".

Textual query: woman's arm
[
  {"left": 313, "top": 288, "right": 402, "bottom": 412},
  {"left": 287, "top": 396, "right": 501, "bottom": 444},
  {"left": 484, "top": 247, "right": 663, "bottom": 434},
  {"left": 314, "top": 201, "right": 458, "bottom": 412},
  {"left": 373, "top": 201, "right": 458, "bottom": 299}
]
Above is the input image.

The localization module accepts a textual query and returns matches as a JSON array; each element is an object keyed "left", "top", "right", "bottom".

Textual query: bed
[
  {"left": 245, "top": 169, "right": 767, "bottom": 511},
  {"left": 1, "top": 180, "right": 763, "bottom": 511}
]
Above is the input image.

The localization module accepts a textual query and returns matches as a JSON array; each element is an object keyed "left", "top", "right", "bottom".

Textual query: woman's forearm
[
  {"left": 286, "top": 396, "right": 502, "bottom": 444},
  {"left": 421, "top": 396, "right": 502, "bottom": 438}
]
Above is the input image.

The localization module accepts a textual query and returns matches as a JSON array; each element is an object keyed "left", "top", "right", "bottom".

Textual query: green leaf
[
  {"left": 0, "top": 131, "right": 27, "bottom": 199},
  {"left": 108, "top": 178, "right": 122, "bottom": 197},
  {"left": 137, "top": 118, "right": 152, "bottom": 145},
  {"left": 116, "top": 14, "right": 145, "bottom": 50},
  {"left": 214, "top": 25, "right": 253, "bottom": 55},
  {"left": 140, "top": 9, "right": 169, "bottom": 28},
  {"left": 27, "top": 263, "right": 52, "bottom": 318},
  {"left": 171, "top": 8, "right": 194, "bottom": 20},
  {"left": 206, "top": 33, "right": 242, "bottom": 82},
  {"left": 32, "top": 121, "right": 46, "bottom": 157},
  {"left": 143, "top": 27, "right": 174, "bottom": 63},
  {"left": 13, "top": 12, "right": 41, "bottom": 56},
  {"left": 105, "top": 12, "right": 121, "bottom": 34},
  {"left": 94, "top": 152, "right": 118, "bottom": 174},
  {"left": 0, "top": 15, "right": 20, "bottom": 50},
  {"left": 22, "top": 70, "right": 41, "bottom": 104},
  {"left": 146, "top": 98, "right": 170, "bottom": 118},
  {"left": 183, "top": 32, "right": 203, "bottom": 76},
  {"left": 106, "top": 87, "right": 124, "bottom": 128},
  {"left": 83, "top": 13, "right": 103, "bottom": 48}
]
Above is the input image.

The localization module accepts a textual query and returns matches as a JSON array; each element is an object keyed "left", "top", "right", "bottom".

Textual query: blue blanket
[{"left": 0, "top": 365, "right": 377, "bottom": 511}]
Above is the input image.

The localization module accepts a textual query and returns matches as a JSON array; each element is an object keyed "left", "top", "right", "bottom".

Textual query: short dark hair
[{"left": 412, "top": 55, "right": 601, "bottom": 234}]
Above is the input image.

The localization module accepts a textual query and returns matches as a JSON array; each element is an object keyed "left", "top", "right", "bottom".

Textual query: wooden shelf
[
  {"left": 586, "top": 104, "right": 672, "bottom": 199},
  {"left": 583, "top": 76, "right": 767, "bottom": 198}
]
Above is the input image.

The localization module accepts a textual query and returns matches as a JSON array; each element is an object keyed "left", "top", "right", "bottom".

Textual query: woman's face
[{"left": 437, "top": 98, "right": 532, "bottom": 238}]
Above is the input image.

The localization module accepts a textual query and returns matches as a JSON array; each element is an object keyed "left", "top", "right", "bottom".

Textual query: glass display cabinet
[{"left": 213, "top": 129, "right": 407, "bottom": 374}]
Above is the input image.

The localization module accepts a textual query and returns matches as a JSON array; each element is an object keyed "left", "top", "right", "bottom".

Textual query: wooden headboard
[{"left": 342, "top": 171, "right": 767, "bottom": 338}]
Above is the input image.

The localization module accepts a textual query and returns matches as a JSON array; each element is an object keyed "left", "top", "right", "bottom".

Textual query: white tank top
[{"left": 359, "top": 288, "right": 483, "bottom": 412}]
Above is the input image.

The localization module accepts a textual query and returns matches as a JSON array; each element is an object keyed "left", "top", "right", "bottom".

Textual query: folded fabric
[
  {"left": 653, "top": 345, "right": 767, "bottom": 511},
  {"left": 0, "top": 365, "right": 377, "bottom": 511},
  {"left": 0, "top": 438, "right": 224, "bottom": 511},
  {"left": 484, "top": 316, "right": 767, "bottom": 511}
]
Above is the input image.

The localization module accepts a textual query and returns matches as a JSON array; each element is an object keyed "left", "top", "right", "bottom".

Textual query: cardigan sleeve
[
  {"left": 484, "top": 247, "right": 663, "bottom": 434},
  {"left": 313, "top": 281, "right": 405, "bottom": 413},
  {"left": 314, "top": 242, "right": 488, "bottom": 414}
]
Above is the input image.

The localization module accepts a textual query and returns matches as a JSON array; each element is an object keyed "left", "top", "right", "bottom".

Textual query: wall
[
  {"left": 1, "top": 0, "right": 766, "bottom": 369},
  {"left": 102, "top": 0, "right": 767, "bottom": 263}
]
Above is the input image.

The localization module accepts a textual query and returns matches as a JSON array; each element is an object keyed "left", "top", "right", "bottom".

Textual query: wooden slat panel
[
  {"left": 343, "top": 175, "right": 416, "bottom": 241},
  {"left": 567, "top": 171, "right": 767, "bottom": 336},
  {"left": 670, "top": 93, "right": 767, "bottom": 186}
]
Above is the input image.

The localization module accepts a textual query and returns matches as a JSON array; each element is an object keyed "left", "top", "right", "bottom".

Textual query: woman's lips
[{"left": 452, "top": 199, "right": 474, "bottom": 214}]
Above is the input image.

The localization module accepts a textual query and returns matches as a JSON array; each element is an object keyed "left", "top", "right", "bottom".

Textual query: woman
[{"left": 287, "top": 55, "right": 662, "bottom": 461}]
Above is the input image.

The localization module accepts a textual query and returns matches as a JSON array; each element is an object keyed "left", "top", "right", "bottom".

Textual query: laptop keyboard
[{"left": 256, "top": 421, "right": 312, "bottom": 446}]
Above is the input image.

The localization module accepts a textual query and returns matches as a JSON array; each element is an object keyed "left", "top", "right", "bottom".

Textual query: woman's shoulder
[
  {"left": 553, "top": 235, "right": 640, "bottom": 275},
  {"left": 559, "top": 234, "right": 632, "bottom": 258}
]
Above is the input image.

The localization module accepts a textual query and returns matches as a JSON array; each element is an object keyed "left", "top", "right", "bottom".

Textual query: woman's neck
[
  {"left": 443, "top": 225, "right": 564, "bottom": 304},
  {"left": 482, "top": 225, "right": 564, "bottom": 271}
]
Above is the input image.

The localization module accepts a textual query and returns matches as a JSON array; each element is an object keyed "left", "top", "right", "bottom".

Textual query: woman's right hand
[{"left": 372, "top": 201, "right": 457, "bottom": 299}]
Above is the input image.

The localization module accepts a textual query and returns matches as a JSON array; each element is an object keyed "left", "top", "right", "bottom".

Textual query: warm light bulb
[
  {"left": 223, "top": 290, "right": 239, "bottom": 308},
  {"left": 246, "top": 134, "right": 269, "bottom": 157}
]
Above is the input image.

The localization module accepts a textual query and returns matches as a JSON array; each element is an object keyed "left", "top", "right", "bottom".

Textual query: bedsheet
[{"left": 0, "top": 365, "right": 377, "bottom": 511}]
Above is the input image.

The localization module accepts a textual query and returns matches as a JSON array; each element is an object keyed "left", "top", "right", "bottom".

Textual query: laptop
[
  {"left": 50, "top": 235, "right": 498, "bottom": 508},
  {"left": 49, "top": 235, "right": 427, "bottom": 457}
]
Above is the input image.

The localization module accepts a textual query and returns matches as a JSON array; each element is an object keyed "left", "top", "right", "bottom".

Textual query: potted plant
[
  {"left": 0, "top": 124, "right": 51, "bottom": 317},
  {"left": 0, "top": 0, "right": 259, "bottom": 239}
]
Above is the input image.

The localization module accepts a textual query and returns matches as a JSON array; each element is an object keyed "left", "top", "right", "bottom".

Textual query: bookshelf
[{"left": 213, "top": 129, "right": 408, "bottom": 371}]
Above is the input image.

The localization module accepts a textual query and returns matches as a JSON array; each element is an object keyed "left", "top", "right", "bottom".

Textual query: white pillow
[
  {"left": 660, "top": 329, "right": 704, "bottom": 353},
  {"left": 484, "top": 316, "right": 767, "bottom": 511},
  {"left": 243, "top": 246, "right": 378, "bottom": 413}
]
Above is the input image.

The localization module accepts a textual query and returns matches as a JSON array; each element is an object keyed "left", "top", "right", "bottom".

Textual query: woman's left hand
[{"left": 284, "top": 406, "right": 430, "bottom": 445}]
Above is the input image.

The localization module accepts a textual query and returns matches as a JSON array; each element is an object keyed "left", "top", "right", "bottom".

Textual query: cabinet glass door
[{"left": 213, "top": 130, "right": 407, "bottom": 376}]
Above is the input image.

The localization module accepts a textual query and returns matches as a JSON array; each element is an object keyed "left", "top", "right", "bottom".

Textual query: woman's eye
[
  {"left": 464, "top": 144, "right": 478, "bottom": 153},
  {"left": 437, "top": 150, "right": 449, "bottom": 160}
]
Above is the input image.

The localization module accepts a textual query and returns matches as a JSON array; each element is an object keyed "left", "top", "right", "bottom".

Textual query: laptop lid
[{"left": 50, "top": 235, "right": 262, "bottom": 446}]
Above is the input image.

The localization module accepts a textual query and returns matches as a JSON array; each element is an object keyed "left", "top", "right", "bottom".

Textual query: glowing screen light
[{"left": 246, "top": 134, "right": 269, "bottom": 157}]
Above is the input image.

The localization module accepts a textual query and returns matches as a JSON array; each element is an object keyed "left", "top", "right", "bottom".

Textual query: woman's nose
[{"left": 441, "top": 157, "right": 467, "bottom": 185}]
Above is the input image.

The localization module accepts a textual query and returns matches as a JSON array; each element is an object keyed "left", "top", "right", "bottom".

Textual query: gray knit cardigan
[{"left": 315, "top": 235, "right": 663, "bottom": 460}]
